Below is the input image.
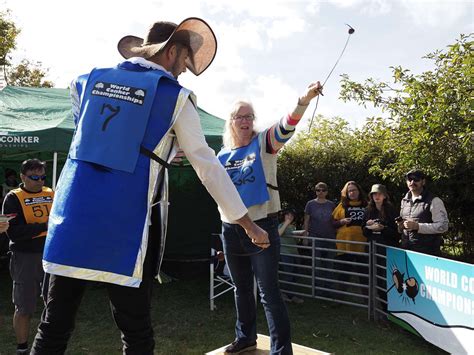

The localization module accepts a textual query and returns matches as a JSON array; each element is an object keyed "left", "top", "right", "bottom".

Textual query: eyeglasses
[
  {"left": 406, "top": 176, "right": 422, "bottom": 183},
  {"left": 315, "top": 189, "right": 327, "bottom": 192},
  {"left": 26, "top": 175, "right": 47, "bottom": 181},
  {"left": 232, "top": 114, "right": 255, "bottom": 121}
]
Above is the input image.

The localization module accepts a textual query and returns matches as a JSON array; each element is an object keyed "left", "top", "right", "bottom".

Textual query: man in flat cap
[
  {"left": 398, "top": 169, "right": 449, "bottom": 256},
  {"left": 31, "top": 18, "right": 268, "bottom": 354}
]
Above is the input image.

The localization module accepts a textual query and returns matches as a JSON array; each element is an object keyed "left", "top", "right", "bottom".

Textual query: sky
[{"left": 2, "top": 0, "right": 473, "bottom": 130}]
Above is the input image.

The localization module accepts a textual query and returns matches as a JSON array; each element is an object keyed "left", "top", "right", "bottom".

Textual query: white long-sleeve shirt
[
  {"left": 70, "top": 58, "right": 248, "bottom": 222},
  {"left": 412, "top": 195, "right": 449, "bottom": 235}
]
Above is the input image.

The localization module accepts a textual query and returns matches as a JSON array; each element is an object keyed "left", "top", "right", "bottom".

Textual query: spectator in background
[
  {"left": 332, "top": 181, "right": 368, "bottom": 291},
  {"left": 303, "top": 182, "right": 336, "bottom": 295},
  {"left": 362, "top": 184, "right": 399, "bottom": 313},
  {"left": 278, "top": 209, "right": 304, "bottom": 304},
  {"left": 2, "top": 159, "right": 53, "bottom": 354},
  {"left": 363, "top": 184, "right": 399, "bottom": 247},
  {"left": 397, "top": 169, "right": 449, "bottom": 256},
  {"left": 1, "top": 168, "right": 19, "bottom": 203}
]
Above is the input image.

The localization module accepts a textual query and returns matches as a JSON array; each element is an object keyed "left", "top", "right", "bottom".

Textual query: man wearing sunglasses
[
  {"left": 397, "top": 169, "right": 449, "bottom": 256},
  {"left": 1, "top": 159, "right": 54, "bottom": 354}
]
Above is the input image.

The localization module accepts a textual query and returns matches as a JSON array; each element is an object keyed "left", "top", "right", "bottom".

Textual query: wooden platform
[{"left": 206, "top": 334, "right": 332, "bottom": 355}]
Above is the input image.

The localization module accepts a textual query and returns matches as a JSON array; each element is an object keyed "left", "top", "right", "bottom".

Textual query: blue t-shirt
[{"left": 305, "top": 200, "right": 336, "bottom": 238}]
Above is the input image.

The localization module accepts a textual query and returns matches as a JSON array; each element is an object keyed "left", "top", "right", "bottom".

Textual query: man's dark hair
[
  {"left": 20, "top": 159, "right": 46, "bottom": 174},
  {"left": 154, "top": 40, "right": 191, "bottom": 59}
]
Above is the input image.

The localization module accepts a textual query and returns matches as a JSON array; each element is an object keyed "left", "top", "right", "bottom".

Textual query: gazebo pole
[{"left": 52, "top": 151, "right": 58, "bottom": 190}]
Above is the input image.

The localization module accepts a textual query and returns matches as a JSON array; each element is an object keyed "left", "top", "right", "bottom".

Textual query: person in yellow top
[
  {"left": 2, "top": 159, "right": 53, "bottom": 354},
  {"left": 332, "top": 181, "right": 368, "bottom": 290}
]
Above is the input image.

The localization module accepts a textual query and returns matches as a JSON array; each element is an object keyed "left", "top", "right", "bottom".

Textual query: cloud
[
  {"left": 329, "top": 0, "right": 392, "bottom": 15},
  {"left": 360, "top": 0, "right": 392, "bottom": 15},
  {"left": 266, "top": 16, "right": 307, "bottom": 40},
  {"left": 399, "top": 0, "right": 473, "bottom": 28},
  {"left": 2, "top": 0, "right": 470, "bottom": 130},
  {"left": 247, "top": 75, "right": 299, "bottom": 130}
]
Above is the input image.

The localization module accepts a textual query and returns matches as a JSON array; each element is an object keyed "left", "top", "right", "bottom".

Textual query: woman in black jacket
[{"left": 363, "top": 184, "right": 400, "bottom": 314}]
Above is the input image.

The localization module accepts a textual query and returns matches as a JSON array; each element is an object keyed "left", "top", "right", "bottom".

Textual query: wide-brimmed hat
[
  {"left": 117, "top": 17, "right": 217, "bottom": 76},
  {"left": 369, "top": 184, "right": 388, "bottom": 197}
]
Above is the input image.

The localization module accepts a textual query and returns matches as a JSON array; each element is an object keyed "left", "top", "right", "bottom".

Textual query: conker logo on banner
[{"left": 0, "top": 133, "right": 40, "bottom": 148}]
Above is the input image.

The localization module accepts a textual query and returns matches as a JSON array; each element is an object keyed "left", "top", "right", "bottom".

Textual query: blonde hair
[{"left": 222, "top": 100, "right": 258, "bottom": 149}]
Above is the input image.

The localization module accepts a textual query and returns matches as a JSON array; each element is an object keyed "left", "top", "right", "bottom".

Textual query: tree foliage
[
  {"left": 278, "top": 116, "right": 384, "bottom": 212},
  {"left": 339, "top": 33, "right": 473, "bottom": 181},
  {"left": 7, "top": 59, "right": 54, "bottom": 88},
  {"left": 0, "top": 10, "right": 54, "bottom": 87},
  {"left": 278, "top": 35, "right": 473, "bottom": 261},
  {"left": 0, "top": 9, "right": 20, "bottom": 80}
]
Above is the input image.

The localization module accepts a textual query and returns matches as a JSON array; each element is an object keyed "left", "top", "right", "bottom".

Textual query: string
[
  {"left": 308, "top": 26, "right": 354, "bottom": 132},
  {"left": 322, "top": 34, "right": 352, "bottom": 87}
]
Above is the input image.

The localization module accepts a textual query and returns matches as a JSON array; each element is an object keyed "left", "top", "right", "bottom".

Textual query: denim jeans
[{"left": 221, "top": 216, "right": 292, "bottom": 355}]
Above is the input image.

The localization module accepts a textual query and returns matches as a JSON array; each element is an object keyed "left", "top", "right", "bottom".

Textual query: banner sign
[
  {"left": 0, "top": 132, "right": 40, "bottom": 148},
  {"left": 386, "top": 247, "right": 473, "bottom": 354}
]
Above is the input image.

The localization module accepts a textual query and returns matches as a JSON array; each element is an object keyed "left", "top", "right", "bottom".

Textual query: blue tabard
[
  {"left": 43, "top": 64, "right": 182, "bottom": 287},
  {"left": 69, "top": 66, "right": 172, "bottom": 173},
  {"left": 217, "top": 136, "right": 270, "bottom": 208}
]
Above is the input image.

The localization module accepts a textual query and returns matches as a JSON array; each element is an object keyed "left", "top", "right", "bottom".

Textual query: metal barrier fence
[
  {"left": 210, "top": 235, "right": 389, "bottom": 321},
  {"left": 279, "top": 236, "right": 371, "bottom": 319}
]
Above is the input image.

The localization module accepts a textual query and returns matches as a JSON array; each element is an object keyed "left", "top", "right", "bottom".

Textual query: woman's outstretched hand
[{"left": 298, "top": 81, "right": 323, "bottom": 106}]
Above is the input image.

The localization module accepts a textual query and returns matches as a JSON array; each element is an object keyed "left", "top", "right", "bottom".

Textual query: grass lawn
[{"left": 0, "top": 266, "right": 446, "bottom": 354}]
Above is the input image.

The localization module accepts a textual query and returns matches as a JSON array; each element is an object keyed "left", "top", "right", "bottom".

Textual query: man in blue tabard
[{"left": 31, "top": 18, "right": 269, "bottom": 354}]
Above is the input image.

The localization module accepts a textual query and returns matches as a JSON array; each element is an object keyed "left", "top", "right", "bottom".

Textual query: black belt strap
[
  {"left": 140, "top": 146, "right": 172, "bottom": 169},
  {"left": 266, "top": 183, "right": 279, "bottom": 191}
]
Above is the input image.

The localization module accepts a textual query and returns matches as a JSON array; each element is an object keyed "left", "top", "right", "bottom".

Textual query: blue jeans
[{"left": 221, "top": 216, "right": 292, "bottom": 355}]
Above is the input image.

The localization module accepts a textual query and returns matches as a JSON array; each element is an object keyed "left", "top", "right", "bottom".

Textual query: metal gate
[{"left": 210, "top": 234, "right": 390, "bottom": 321}]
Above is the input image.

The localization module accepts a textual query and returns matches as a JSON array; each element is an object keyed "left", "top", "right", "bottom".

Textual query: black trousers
[{"left": 31, "top": 234, "right": 159, "bottom": 355}]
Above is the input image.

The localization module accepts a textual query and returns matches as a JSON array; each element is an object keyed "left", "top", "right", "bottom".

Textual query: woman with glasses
[
  {"left": 217, "top": 81, "right": 322, "bottom": 354},
  {"left": 332, "top": 181, "right": 368, "bottom": 294},
  {"left": 303, "top": 182, "right": 336, "bottom": 295}
]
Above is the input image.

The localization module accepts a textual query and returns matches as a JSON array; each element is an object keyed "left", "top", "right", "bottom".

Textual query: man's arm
[
  {"left": 235, "top": 215, "right": 269, "bottom": 246},
  {"left": 303, "top": 214, "right": 310, "bottom": 236},
  {"left": 278, "top": 219, "right": 292, "bottom": 236},
  {"left": 417, "top": 197, "right": 449, "bottom": 234},
  {"left": 0, "top": 221, "right": 8, "bottom": 234},
  {"left": 2, "top": 193, "right": 47, "bottom": 242},
  {"left": 173, "top": 99, "right": 268, "bottom": 246}
]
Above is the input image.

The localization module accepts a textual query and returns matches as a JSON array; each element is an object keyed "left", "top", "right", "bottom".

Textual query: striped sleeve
[{"left": 265, "top": 103, "right": 308, "bottom": 154}]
